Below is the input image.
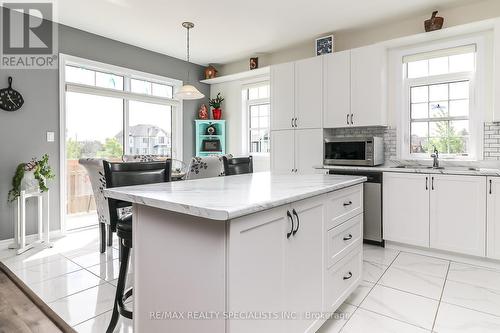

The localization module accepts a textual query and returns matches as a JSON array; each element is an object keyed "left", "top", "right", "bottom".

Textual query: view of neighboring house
[{"left": 116, "top": 124, "right": 172, "bottom": 156}]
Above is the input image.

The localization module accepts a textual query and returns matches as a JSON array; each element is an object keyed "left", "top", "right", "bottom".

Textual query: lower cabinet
[
  {"left": 487, "top": 177, "right": 500, "bottom": 259},
  {"left": 430, "top": 175, "right": 486, "bottom": 256},
  {"left": 284, "top": 197, "right": 324, "bottom": 333},
  {"left": 383, "top": 172, "right": 487, "bottom": 257},
  {"left": 228, "top": 186, "right": 363, "bottom": 333},
  {"left": 227, "top": 206, "right": 288, "bottom": 333},
  {"left": 383, "top": 173, "right": 430, "bottom": 247}
]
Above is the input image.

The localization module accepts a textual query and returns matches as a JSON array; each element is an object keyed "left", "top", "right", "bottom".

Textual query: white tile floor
[
  {"left": 0, "top": 227, "right": 133, "bottom": 332},
  {"left": 2, "top": 230, "right": 500, "bottom": 333},
  {"left": 319, "top": 244, "right": 500, "bottom": 333}
]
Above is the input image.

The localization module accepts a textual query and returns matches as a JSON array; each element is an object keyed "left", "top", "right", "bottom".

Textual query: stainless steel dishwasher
[{"left": 329, "top": 170, "right": 383, "bottom": 246}]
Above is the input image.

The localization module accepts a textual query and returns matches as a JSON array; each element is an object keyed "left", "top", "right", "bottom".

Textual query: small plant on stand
[
  {"left": 8, "top": 154, "right": 55, "bottom": 202},
  {"left": 209, "top": 93, "right": 225, "bottom": 120}
]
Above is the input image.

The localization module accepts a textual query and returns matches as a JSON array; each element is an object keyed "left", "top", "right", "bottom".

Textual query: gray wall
[{"left": 0, "top": 22, "right": 209, "bottom": 241}]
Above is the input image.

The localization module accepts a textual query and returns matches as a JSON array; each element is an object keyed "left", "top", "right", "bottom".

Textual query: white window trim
[
  {"left": 241, "top": 80, "right": 270, "bottom": 156},
  {"left": 392, "top": 35, "right": 487, "bottom": 161},
  {"left": 59, "top": 53, "right": 183, "bottom": 234}
]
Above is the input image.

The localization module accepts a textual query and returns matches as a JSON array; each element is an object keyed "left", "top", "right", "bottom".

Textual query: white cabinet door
[
  {"left": 228, "top": 206, "right": 288, "bottom": 333},
  {"left": 295, "top": 56, "right": 323, "bottom": 129},
  {"left": 271, "top": 130, "right": 295, "bottom": 173},
  {"left": 294, "top": 129, "right": 323, "bottom": 174},
  {"left": 383, "top": 173, "right": 430, "bottom": 247},
  {"left": 430, "top": 175, "right": 486, "bottom": 256},
  {"left": 323, "top": 50, "right": 351, "bottom": 128},
  {"left": 487, "top": 177, "right": 500, "bottom": 259},
  {"left": 285, "top": 197, "right": 324, "bottom": 333},
  {"left": 271, "top": 62, "right": 295, "bottom": 131},
  {"left": 350, "top": 44, "right": 387, "bottom": 127}
]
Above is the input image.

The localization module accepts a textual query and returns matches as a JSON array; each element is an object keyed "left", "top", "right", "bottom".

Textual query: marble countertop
[
  {"left": 317, "top": 164, "right": 500, "bottom": 176},
  {"left": 104, "top": 172, "right": 366, "bottom": 221}
]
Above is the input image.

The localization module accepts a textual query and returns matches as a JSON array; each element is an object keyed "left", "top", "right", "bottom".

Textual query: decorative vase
[
  {"left": 212, "top": 108, "right": 222, "bottom": 120},
  {"left": 20, "top": 171, "right": 39, "bottom": 193},
  {"left": 424, "top": 11, "right": 444, "bottom": 32}
]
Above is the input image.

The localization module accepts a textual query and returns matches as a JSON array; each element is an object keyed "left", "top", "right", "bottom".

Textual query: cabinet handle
[
  {"left": 490, "top": 179, "right": 493, "bottom": 194},
  {"left": 343, "top": 200, "right": 353, "bottom": 207},
  {"left": 294, "top": 117, "right": 298, "bottom": 128},
  {"left": 286, "top": 210, "right": 294, "bottom": 239},
  {"left": 425, "top": 176, "right": 428, "bottom": 190},
  {"left": 350, "top": 114, "right": 354, "bottom": 125},
  {"left": 346, "top": 114, "right": 349, "bottom": 125},
  {"left": 431, "top": 177, "right": 434, "bottom": 190},
  {"left": 343, "top": 272, "right": 353, "bottom": 280},
  {"left": 292, "top": 209, "right": 300, "bottom": 235},
  {"left": 291, "top": 117, "right": 294, "bottom": 128},
  {"left": 343, "top": 234, "right": 353, "bottom": 241}
]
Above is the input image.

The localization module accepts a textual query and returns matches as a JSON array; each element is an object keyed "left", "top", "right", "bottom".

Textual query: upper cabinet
[
  {"left": 272, "top": 43, "right": 387, "bottom": 130},
  {"left": 295, "top": 56, "right": 323, "bottom": 129},
  {"left": 323, "top": 44, "right": 387, "bottom": 128},
  {"left": 350, "top": 44, "right": 387, "bottom": 127},
  {"left": 271, "top": 62, "right": 295, "bottom": 131},
  {"left": 271, "top": 59, "right": 322, "bottom": 131},
  {"left": 323, "top": 50, "right": 351, "bottom": 128}
]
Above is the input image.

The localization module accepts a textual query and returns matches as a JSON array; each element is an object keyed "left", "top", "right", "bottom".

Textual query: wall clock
[{"left": 0, "top": 77, "right": 24, "bottom": 112}]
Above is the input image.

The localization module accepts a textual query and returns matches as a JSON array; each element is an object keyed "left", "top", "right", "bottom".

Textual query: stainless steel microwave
[{"left": 324, "top": 137, "right": 384, "bottom": 166}]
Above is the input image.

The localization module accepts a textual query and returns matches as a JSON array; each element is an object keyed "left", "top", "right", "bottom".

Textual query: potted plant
[
  {"left": 8, "top": 154, "right": 55, "bottom": 202},
  {"left": 209, "top": 93, "right": 225, "bottom": 120}
]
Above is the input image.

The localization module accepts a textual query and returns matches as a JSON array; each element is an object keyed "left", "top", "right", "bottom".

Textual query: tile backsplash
[
  {"left": 324, "top": 126, "right": 397, "bottom": 161},
  {"left": 325, "top": 123, "right": 500, "bottom": 164},
  {"left": 484, "top": 122, "right": 500, "bottom": 161}
]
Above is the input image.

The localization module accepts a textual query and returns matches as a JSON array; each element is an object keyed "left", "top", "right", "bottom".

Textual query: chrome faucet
[{"left": 431, "top": 146, "right": 439, "bottom": 168}]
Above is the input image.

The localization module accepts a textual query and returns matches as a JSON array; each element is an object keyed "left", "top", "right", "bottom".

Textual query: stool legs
[
  {"left": 106, "top": 240, "right": 132, "bottom": 333},
  {"left": 99, "top": 223, "right": 106, "bottom": 253},
  {"left": 107, "top": 225, "right": 113, "bottom": 247}
]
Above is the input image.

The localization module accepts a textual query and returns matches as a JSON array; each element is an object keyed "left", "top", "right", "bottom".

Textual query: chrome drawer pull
[
  {"left": 343, "top": 234, "right": 353, "bottom": 241},
  {"left": 343, "top": 272, "right": 353, "bottom": 280},
  {"left": 343, "top": 201, "right": 353, "bottom": 207}
]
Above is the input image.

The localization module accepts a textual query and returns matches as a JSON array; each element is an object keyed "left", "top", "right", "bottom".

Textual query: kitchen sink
[
  {"left": 391, "top": 165, "right": 445, "bottom": 170},
  {"left": 391, "top": 165, "right": 480, "bottom": 171}
]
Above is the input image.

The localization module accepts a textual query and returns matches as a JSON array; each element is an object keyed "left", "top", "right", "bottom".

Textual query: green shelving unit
[{"left": 195, "top": 120, "right": 226, "bottom": 157}]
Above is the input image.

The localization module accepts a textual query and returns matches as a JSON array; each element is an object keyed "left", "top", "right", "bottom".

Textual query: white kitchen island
[{"left": 104, "top": 172, "right": 366, "bottom": 333}]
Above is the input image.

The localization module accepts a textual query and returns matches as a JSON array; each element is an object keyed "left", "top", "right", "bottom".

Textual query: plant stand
[{"left": 9, "top": 190, "right": 52, "bottom": 255}]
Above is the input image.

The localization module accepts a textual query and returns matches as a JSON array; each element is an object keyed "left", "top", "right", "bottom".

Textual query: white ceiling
[{"left": 53, "top": 0, "right": 482, "bottom": 65}]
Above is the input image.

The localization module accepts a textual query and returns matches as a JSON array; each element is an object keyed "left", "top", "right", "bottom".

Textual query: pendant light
[{"left": 174, "top": 22, "right": 205, "bottom": 100}]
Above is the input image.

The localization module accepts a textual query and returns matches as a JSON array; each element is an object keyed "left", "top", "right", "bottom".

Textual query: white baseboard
[
  {"left": 0, "top": 230, "right": 63, "bottom": 250},
  {"left": 385, "top": 241, "right": 500, "bottom": 270}
]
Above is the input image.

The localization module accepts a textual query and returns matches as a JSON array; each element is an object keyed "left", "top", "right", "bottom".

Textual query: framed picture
[
  {"left": 316, "top": 35, "right": 334, "bottom": 56},
  {"left": 202, "top": 139, "right": 221, "bottom": 152}
]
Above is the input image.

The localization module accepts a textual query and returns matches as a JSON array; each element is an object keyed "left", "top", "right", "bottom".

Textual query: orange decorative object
[{"left": 204, "top": 65, "right": 218, "bottom": 79}]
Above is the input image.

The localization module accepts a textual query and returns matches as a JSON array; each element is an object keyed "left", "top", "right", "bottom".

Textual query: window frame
[
  {"left": 59, "top": 53, "right": 183, "bottom": 234},
  {"left": 242, "top": 81, "right": 271, "bottom": 155},
  {"left": 395, "top": 35, "right": 487, "bottom": 161}
]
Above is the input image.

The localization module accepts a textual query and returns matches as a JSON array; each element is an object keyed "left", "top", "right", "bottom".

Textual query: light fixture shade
[{"left": 174, "top": 84, "right": 205, "bottom": 100}]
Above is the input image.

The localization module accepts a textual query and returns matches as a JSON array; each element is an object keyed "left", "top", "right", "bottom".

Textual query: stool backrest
[
  {"left": 103, "top": 160, "right": 172, "bottom": 226},
  {"left": 223, "top": 156, "right": 253, "bottom": 176}
]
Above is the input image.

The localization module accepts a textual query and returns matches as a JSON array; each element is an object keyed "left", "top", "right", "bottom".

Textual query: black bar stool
[
  {"left": 103, "top": 160, "right": 171, "bottom": 333},
  {"left": 223, "top": 155, "right": 253, "bottom": 176}
]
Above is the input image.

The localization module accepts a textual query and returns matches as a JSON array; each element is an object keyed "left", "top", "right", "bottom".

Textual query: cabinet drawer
[
  {"left": 325, "top": 247, "right": 362, "bottom": 311},
  {"left": 327, "top": 215, "right": 362, "bottom": 268},
  {"left": 326, "top": 184, "right": 363, "bottom": 229}
]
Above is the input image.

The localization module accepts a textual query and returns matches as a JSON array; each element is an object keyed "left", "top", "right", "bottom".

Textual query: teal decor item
[{"left": 195, "top": 120, "right": 226, "bottom": 157}]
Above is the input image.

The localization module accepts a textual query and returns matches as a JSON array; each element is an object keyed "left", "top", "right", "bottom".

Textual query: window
[
  {"left": 403, "top": 44, "right": 477, "bottom": 159},
  {"left": 243, "top": 83, "right": 270, "bottom": 153},
  {"left": 62, "top": 54, "right": 182, "bottom": 231}
]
